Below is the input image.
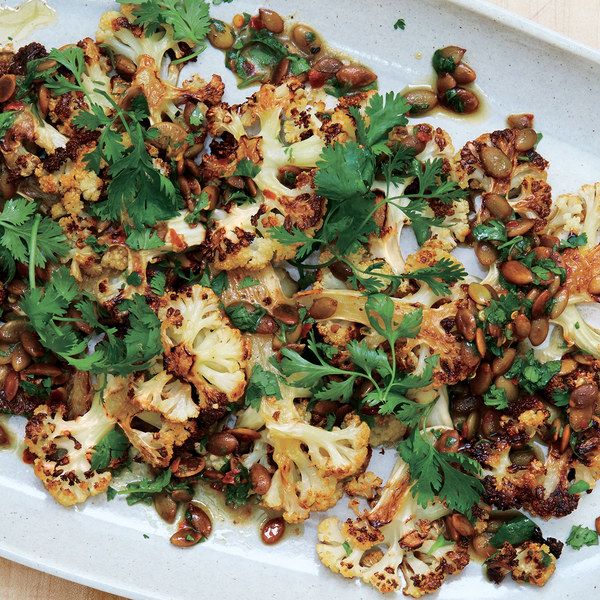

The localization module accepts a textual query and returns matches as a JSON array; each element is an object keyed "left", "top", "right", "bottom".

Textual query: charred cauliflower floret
[
  {"left": 560, "top": 245, "right": 600, "bottom": 304},
  {"left": 486, "top": 541, "right": 557, "bottom": 587},
  {"left": 24, "top": 393, "right": 116, "bottom": 506},
  {"left": 97, "top": 7, "right": 185, "bottom": 85},
  {"left": 455, "top": 128, "right": 549, "bottom": 196},
  {"left": 471, "top": 439, "right": 581, "bottom": 518},
  {"left": 130, "top": 54, "right": 223, "bottom": 125},
  {"left": 259, "top": 387, "right": 368, "bottom": 522},
  {"left": 546, "top": 191, "right": 586, "bottom": 237},
  {"left": 507, "top": 175, "right": 553, "bottom": 221},
  {"left": 158, "top": 286, "right": 250, "bottom": 423},
  {"left": 295, "top": 289, "right": 479, "bottom": 385},
  {"left": 133, "top": 369, "right": 198, "bottom": 423},
  {"left": 547, "top": 182, "right": 600, "bottom": 245},
  {"left": 104, "top": 375, "right": 194, "bottom": 468},
  {"left": 344, "top": 471, "right": 383, "bottom": 499},
  {"left": 1, "top": 107, "right": 67, "bottom": 176},
  {"left": 317, "top": 459, "right": 466, "bottom": 596},
  {"left": 203, "top": 81, "right": 326, "bottom": 270}
]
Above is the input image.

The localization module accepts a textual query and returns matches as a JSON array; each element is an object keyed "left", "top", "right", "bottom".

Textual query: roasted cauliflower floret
[
  {"left": 454, "top": 128, "right": 548, "bottom": 195},
  {"left": 97, "top": 8, "right": 184, "bottom": 85},
  {"left": 104, "top": 375, "right": 194, "bottom": 467},
  {"left": 24, "top": 393, "right": 117, "bottom": 506},
  {"left": 1, "top": 108, "right": 67, "bottom": 176},
  {"left": 259, "top": 388, "right": 368, "bottom": 522},
  {"left": 472, "top": 439, "right": 580, "bottom": 518},
  {"left": 430, "top": 198, "right": 470, "bottom": 248},
  {"left": 267, "top": 411, "right": 370, "bottom": 479},
  {"left": 551, "top": 305, "right": 600, "bottom": 358},
  {"left": 551, "top": 182, "right": 600, "bottom": 245},
  {"left": 133, "top": 369, "right": 198, "bottom": 422},
  {"left": 317, "top": 459, "right": 466, "bottom": 596},
  {"left": 37, "top": 150, "right": 103, "bottom": 217},
  {"left": 295, "top": 289, "right": 479, "bottom": 385},
  {"left": 561, "top": 245, "right": 600, "bottom": 303},
  {"left": 130, "top": 54, "right": 223, "bottom": 124},
  {"left": 506, "top": 176, "right": 552, "bottom": 220},
  {"left": 159, "top": 286, "right": 250, "bottom": 422},
  {"left": 204, "top": 82, "right": 327, "bottom": 271},
  {"left": 545, "top": 191, "right": 586, "bottom": 237},
  {"left": 486, "top": 541, "right": 557, "bottom": 587},
  {"left": 344, "top": 471, "right": 383, "bottom": 499},
  {"left": 400, "top": 533, "right": 470, "bottom": 598}
]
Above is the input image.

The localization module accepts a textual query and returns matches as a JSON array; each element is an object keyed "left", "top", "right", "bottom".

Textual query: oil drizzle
[{"left": 0, "top": 0, "right": 56, "bottom": 45}]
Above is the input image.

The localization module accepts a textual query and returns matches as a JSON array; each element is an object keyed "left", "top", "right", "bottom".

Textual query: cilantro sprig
[
  {"left": 338, "top": 255, "right": 466, "bottom": 296},
  {"left": 275, "top": 294, "right": 435, "bottom": 426},
  {"left": 272, "top": 93, "right": 466, "bottom": 282},
  {"left": 20, "top": 267, "right": 163, "bottom": 375},
  {"left": 0, "top": 197, "right": 68, "bottom": 280},
  {"left": 118, "top": 0, "right": 211, "bottom": 64},
  {"left": 398, "top": 429, "right": 483, "bottom": 517}
]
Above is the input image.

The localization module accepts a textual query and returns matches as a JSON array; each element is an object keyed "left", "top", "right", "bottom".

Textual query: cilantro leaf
[
  {"left": 209, "top": 271, "right": 229, "bottom": 295},
  {"left": 432, "top": 49, "right": 456, "bottom": 74},
  {"left": 121, "top": 0, "right": 211, "bottom": 59},
  {"left": 221, "top": 461, "right": 252, "bottom": 507},
  {"left": 115, "top": 469, "right": 192, "bottom": 505},
  {"left": 398, "top": 429, "right": 483, "bottom": 517},
  {"left": 568, "top": 480, "right": 591, "bottom": 495},
  {"left": 90, "top": 426, "right": 130, "bottom": 471},
  {"left": 400, "top": 199, "right": 444, "bottom": 246},
  {"left": 490, "top": 515, "right": 537, "bottom": 548},
  {"left": 245, "top": 365, "right": 282, "bottom": 410},
  {"left": 0, "top": 197, "right": 68, "bottom": 272},
  {"left": 99, "top": 128, "right": 181, "bottom": 228},
  {"left": 238, "top": 276, "right": 260, "bottom": 289},
  {"left": 483, "top": 385, "right": 509, "bottom": 410},
  {"left": 505, "top": 350, "right": 561, "bottom": 394},
  {"left": 225, "top": 303, "right": 266, "bottom": 332},
  {"left": 405, "top": 258, "right": 467, "bottom": 296},
  {"left": 483, "top": 291, "right": 522, "bottom": 326},
  {"left": 0, "top": 111, "right": 17, "bottom": 141},
  {"left": 558, "top": 233, "right": 588, "bottom": 250},
  {"left": 443, "top": 89, "right": 464, "bottom": 113},
  {"left": 551, "top": 388, "right": 570, "bottom": 407},
  {"left": 347, "top": 340, "right": 391, "bottom": 379},
  {"left": 365, "top": 294, "right": 423, "bottom": 346},
  {"left": 233, "top": 158, "right": 261, "bottom": 178},
  {"left": 393, "top": 18, "right": 406, "bottom": 30},
  {"left": 472, "top": 220, "right": 507, "bottom": 243},
  {"left": 566, "top": 525, "right": 599, "bottom": 550},
  {"left": 406, "top": 158, "right": 468, "bottom": 204},
  {"left": 125, "top": 226, "right": 165, "bottom": 250},
  {"left": 85, "top": 235, "right": 108, "bottom": 254},
  {"left": 357, "top": 91, "right": 410, "bottom": 149},
  {"left": 150, "top": 271, "right": 167, "bottom": 296},
  {"left": 315, "top": 140, "right": 372, "bottom": 205}
]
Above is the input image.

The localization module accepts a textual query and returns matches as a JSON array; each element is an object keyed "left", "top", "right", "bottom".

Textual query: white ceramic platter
[{"left": 1, "top": 1, "right": 600, "bottom": 598}]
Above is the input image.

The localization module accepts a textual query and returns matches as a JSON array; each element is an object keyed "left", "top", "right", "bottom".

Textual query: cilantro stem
[
  {"left": 171, "top": 47, "right": 204, "bottom": 65},
  {"left": 28, "top": 214, "right": 41, "bottom": 290}
]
